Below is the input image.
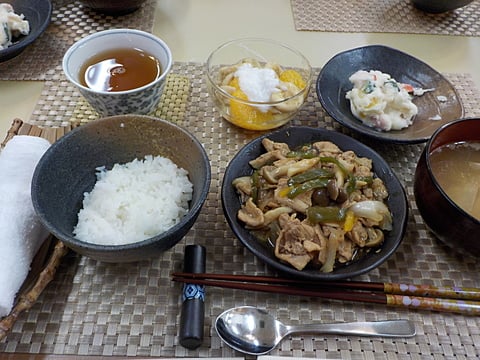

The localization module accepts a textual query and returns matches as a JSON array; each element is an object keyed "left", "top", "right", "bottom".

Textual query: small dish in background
[
  {"left": 0, "top": 0, "right": 52, "bottom": 62},
  {"left": 316, "top": 45, "right": 464, "bottom": 144},
  {"left": 79, "top": 0, "right": 147, "bottom": 15},
  {"left": 411, "top": 0, "right": 474, "bottom": 13}
]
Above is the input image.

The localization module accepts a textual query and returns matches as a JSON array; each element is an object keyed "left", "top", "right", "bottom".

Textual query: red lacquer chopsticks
[{"left": 171, "top": 272, "right": 480, "bottom": 315}]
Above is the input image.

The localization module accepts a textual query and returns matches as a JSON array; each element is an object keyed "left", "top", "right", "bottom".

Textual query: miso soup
[{"left": 429, "top": 141, "right": 480, "bottom": 220}]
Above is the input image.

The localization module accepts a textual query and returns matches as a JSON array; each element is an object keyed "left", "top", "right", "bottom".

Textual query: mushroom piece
[
  {"left": 263, "top": 206, "right": 293, "bottom": 226},
  {"left": 326, "top": 179, "right": 339, "bottom": 201},
  {"left": 286, "top": 158, "right": 319, "bottom": 178},
  {"left": 313, "top": 141, "right": 342, "bottom": 155},
  {"left": 261, "top": 138, "right": 291, "bottom": 155},
  {"left": 232, "top": 176, "right": 252, "bottom": 197},
  {"left": 238, "top": 197, "right": 264, "bottom": 229},
  {"left": 249, "top": 149, "right": 286, "bottom": 169},
  {"left": 365, "top": 228, "right": 384, "bottom": 247},
  {"left": 260, "top": 159, "right": 297, "bottom": 184}
]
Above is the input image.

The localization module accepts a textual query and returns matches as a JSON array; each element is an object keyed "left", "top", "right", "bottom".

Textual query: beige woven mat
[
  {"left": 28, "top": 62, "right": 190, "bottom": 127},
  {"left": 0, "top": 0, "right": 156, "bottom": 81},
  {"left": 2, "top": 62, "right": 480, "bottom": 358},
  {"left": 291, "top": 0, "right": 480, "bottom": 36}
]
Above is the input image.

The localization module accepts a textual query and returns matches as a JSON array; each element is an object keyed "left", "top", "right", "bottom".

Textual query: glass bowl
[{"left": 206, "top": 38, "right": 312, "bottom": 131}]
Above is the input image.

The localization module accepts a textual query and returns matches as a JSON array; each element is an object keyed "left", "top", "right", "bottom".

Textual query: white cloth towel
[{"left": 0, "top": 135, "right": 51, "bottom": 317}]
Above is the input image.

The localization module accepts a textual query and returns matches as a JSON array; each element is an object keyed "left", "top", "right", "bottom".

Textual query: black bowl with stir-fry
[{"left": 221, "top": 126, "right": 408, "bottom": 280}]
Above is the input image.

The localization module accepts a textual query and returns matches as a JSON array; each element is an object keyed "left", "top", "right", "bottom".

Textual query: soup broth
[
  {"left": 80, "top": 48, "right": 161, "bottom": 92},
  {"left": 430, "top": 141, "right": 480, "bottom": 220}
]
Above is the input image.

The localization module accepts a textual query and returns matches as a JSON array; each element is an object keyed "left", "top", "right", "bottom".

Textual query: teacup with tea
[{"left": 62, "top": 29, "right": 172, "bottom": 116}]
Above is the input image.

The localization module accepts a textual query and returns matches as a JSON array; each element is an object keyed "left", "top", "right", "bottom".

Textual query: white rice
[{"left": 73, "top": 155, "right": 193, "bottom": 245}]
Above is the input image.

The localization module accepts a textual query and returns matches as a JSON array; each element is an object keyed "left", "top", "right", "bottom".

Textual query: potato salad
[
  {"left": 346, "top": 70, "right": 418, "bottom": 131},
  {"left": 0, "top": 3, "right": 30, "bottom": 50}
]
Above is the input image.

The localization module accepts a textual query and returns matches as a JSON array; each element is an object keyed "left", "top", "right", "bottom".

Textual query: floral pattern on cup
[{"left": 79, "top": 80, "right": 166, "bottom": 116}]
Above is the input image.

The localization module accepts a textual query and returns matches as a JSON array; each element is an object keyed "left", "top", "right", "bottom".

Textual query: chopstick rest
[
  {"left": 0, "top": 135, "right": 51, "bottom": 317},
  {"left": 178, "top": 245, "right": 206, "bottom": 349}
]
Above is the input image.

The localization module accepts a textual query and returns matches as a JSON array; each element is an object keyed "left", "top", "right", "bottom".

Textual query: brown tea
[{"left": 79, "top": 48, "right": 161, "bottom": 92}]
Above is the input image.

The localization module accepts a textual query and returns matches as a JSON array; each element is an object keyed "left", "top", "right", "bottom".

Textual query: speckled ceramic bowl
[{"left": 31, "top": 115, "right": 211, "bottom": 262}]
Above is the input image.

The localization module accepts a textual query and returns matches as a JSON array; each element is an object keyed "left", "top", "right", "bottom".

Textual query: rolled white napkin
[{"left": 0, "top": 135, "right": 51, "bottom": 317}]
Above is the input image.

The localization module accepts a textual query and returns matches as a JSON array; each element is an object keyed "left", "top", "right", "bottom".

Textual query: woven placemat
[
  {"left": 0, "top": 0, "right": 156, "bottom": 81},
  {"left": 1, "top": 62, "right": 480, "bottom": 358},
  {"left": 291, "top": 0, "right": 480, "bottom": 36}
]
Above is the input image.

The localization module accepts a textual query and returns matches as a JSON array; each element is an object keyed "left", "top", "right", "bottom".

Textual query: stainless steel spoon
[{"left": 215, "top": 306, "right": 416, "bottom": 355}]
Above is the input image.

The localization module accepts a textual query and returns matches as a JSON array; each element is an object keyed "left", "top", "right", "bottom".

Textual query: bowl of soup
[{"left": 414, "top": 118, "right": 480, "bottom": 257}]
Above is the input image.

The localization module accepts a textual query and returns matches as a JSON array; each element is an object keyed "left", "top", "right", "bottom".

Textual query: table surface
[
  {"left": 2, "top": 0, "right": 480, "bottom": 136},
  {"left": 1, "top": 1, "right": 480, "bottom": 359}
]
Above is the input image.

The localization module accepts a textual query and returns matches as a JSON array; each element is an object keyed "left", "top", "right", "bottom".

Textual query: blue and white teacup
[{"left": 62, "top": 29, "right": 172, "bottom": 117}]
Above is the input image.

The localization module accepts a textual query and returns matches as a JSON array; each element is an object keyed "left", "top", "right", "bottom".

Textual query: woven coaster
[
  {"left": 71, "top": 76, "right": 190, "bottom": 125},
  {"left": 29, "top": 65, "right": 190, "bottom": 127},
  {"left": 291, "top": 0, "right": 480, "bottom": 36},
  {"left": 2, "top": 63, "right": 480, "bottom": 358},
  {"left": 0, "top": 0, "right": 156, "bottom": 81}
]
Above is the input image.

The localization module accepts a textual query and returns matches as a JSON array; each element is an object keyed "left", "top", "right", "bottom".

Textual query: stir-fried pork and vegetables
[{"left": 233, "top": 138, "right": 393, "bottom": 273}]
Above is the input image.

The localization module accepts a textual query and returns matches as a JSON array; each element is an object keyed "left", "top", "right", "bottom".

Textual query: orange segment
[
  {"left": 229, "top": 89, "right": 275, "bottom": 130},
  {"left": 279, "top": 69, "right": 307, "bottom": 90},
  {"left": 228, "top": 77, "right": 240, "bottom": 90}
]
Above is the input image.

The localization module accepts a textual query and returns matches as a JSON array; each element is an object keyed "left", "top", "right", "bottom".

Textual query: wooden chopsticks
[{"left": 171, "top": 272, "right": 480, "bottom": 315}]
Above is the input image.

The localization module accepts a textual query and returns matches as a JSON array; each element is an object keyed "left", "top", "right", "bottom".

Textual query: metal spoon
[{"left": 215, "top": 306, "right": 416, "bottom": 355}]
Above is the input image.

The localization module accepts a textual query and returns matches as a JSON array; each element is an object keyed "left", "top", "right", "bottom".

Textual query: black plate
[
  {"left": 0, "top": 0, "right": 52, "bottom": 62},
  {"left": 316, "top": 45, "right": 464, "bottom": 144},
  {"left": 221, "top": 126, "right": 408, "bottom": 281}
]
